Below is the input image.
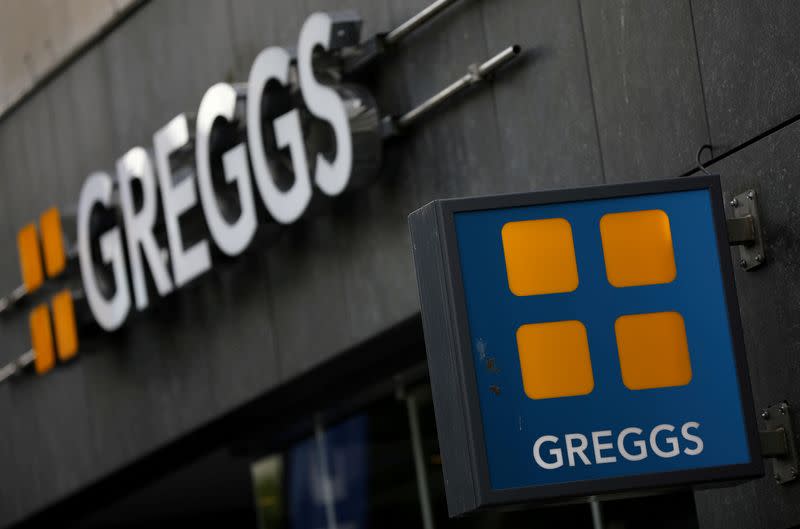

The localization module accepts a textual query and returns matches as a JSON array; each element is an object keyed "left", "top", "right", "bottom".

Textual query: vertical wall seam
[
  {"left": 576, "top": 0, "right": 607, "bottom": 184},
  {"left": 477, "top": 0, "right": 510, "bottom": 187},
  {"left": 688, "top": 0, "right": 714, "bottom": 155},
  {"left": 222, "top": 0, "right": 241, "bottom": 77}
]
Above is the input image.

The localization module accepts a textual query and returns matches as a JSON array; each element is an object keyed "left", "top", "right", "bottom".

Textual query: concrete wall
[
  {"left": 0, "top": 0, "right": 799, "bottom": 527},
  {"left": 0, "top": 0, "right": 137, "bottom": 117}
]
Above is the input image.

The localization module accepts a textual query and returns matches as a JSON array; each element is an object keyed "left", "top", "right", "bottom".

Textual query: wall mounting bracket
[
  {"left": 727, "top": 189, "right": 765, "bottom": 270},
  {"left": 760, "top": 401, "right": 799, "bottom": 484}
]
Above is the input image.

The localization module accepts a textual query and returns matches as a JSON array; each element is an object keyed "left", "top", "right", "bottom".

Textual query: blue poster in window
[{"left": 289, "top": 415, "right": 368, "bottom": 529}]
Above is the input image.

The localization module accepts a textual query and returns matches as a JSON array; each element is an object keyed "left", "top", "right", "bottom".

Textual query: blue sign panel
[{"left": 453, "top": 188, "right": 752, "bottom": 491}]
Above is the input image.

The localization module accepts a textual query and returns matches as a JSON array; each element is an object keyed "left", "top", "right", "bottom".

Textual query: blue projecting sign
[{"left": 409, "top": 176, "right": 760, "bottom": 516}]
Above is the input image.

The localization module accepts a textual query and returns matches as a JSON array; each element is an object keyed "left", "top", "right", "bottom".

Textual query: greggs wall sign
[
  {"left": 0, "top": 3, "right": 521, "bottom": 381},
  {"left": 409, "top": 176, "right": 761, "bottom": 515}
]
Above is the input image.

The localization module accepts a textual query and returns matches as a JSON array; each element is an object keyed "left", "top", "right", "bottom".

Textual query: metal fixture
[
  {"left": 760, "top": 401, "right": 799, "bottom": 484},
  {"left": 727, "top": 188, "right": 766, "bottom": 270},
  {"left": 696, "top": 144, "right": 713, "bottom": 176},
  {"left": 385, "top": 45, "right": 521, "bottom": 136},
  {"left": 385, "top": 0, "right": 460, "bottom": 45},
  {"left": 0, "top": 284, "right": 27, "bottom": 315},
  {"left": 344, "top": 0, "right": 463, "bottom": 75},
  {"left": 0, "top": 349, "right": 35, "bottom": 384}
]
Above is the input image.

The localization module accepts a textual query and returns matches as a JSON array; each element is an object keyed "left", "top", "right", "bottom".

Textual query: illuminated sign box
[{"left": 409, "top": 176, "right": 761, "bottom": 516}]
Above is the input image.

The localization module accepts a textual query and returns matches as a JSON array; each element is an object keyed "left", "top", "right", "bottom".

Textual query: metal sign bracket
[
  {"left": 727, "top": 189, "right": 765, "bottom": 270},
  {"left": 760, "top": 401, "right": 799, "bottom": 484}
]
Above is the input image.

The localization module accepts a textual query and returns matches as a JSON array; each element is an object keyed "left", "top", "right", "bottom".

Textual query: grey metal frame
[{"left": 409, "top": 175, "right": 762, "bottom": 516}]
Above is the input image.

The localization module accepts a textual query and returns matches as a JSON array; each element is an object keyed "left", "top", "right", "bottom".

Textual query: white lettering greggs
[
  {"left": 532, "top": 422, "right": 704, "bottom": 470},
  {"left": 77, "top": 12, "right": 354, "bottom": 331}
]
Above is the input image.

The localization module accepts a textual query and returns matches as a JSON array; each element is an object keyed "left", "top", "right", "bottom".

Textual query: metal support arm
[
  {"left": 383, "top": 45, "right": 521, "bottom": 137},
  {"left": 727, "top": 189, "right": 766, "bottom": 270}
]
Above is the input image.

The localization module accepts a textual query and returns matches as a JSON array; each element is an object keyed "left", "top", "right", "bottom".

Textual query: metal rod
[
  {"left": 407, "top": 394, "right": 436, "bottom": 529},
  {"left": 477, "top": 45, "right": 522, "bottom": 76},
  {"left": 18, "top": 349, "right": 35, "bottom": 368},
  {"left": 0, "top": 364, "right": 15, "bottom": 384},
  {"left": 0, "top": 284, "right": 28, "bottom": 315},
  {"left": 590, "top": 498, "right": 605, "bottom": 529},
  {"left": 0, "top": 349, "right": 35, "bottom": 384},
  {"left": 396, "top": 45, "right": 521, "bottom": 130},
  {"left": 385, "top": 0, "right": 461, "bottom": 46}
]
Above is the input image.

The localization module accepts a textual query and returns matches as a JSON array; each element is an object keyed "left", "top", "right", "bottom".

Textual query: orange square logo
[
  {"left": 17, "top": 224, "right": 44, "bottom": 292},
  {"left": 501, "top": 218, "right": 579, "bottom": 296},
  {"left": 29, "top": 304, "right": 55, "bottom": 375},
  {"left": 600, "top": 209, "right": 676, "bottom": 287},
  {"left": 516, "top": 320, "right": 594, "bottom": 399},
  {"left": 615, "top": 311, "right": 692, "bottom": 390},
  {"left": 52, "top": 290, "right": 78, "bottom": 362},
  {"left": 40, "top": 207, "right": 66, "bottom": 278}
]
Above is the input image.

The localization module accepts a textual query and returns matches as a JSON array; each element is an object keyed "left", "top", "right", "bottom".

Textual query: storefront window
[
  {"left": 252, "top": 455, "right": 284, "bottom": 529},
  {"left": 250, "top": 396, "right": 420, "bottom": 529},
  {"left": 249, "top": 385, "right": 606, "bottom": 529},
  {"left": 71, "top": 378, "right": 696, "bottom": 529}
]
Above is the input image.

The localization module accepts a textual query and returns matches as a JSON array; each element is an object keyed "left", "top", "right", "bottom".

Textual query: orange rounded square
[
  {"left": 516, "top": 320, "right": 594, "bottom": 400},
  {"left": 501, "top": 218, "right": 579, "bottom": 296},
  {"left": 40, "top": 207, "right": 66, "bottom": 278},
  {"left": 52, "top": 290, "right": 78, "bottom": 362},
  {"left": 29, "top": 304, "right": 55, "bottom": 375},
  {"left": 615, "top": 311, "right": 692, "bottom": 390},
  {"left": 600, "top": 209, "right": 676, "bottom": 287},
  {"left": 17, "top": 223, "right": 44, "bottom": 292}
]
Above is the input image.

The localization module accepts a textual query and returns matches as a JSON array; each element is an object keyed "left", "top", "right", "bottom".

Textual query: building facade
[{"left": 0, "top": 1, "right": 799, "bottom": 528}]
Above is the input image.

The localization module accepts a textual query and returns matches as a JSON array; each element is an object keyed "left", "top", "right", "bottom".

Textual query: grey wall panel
[
  {"left": 482, "top": 0, "right": 603, "bottom": 191},
  {"left": 330, "top": 1, "right": 423, "bottom": 343},
  {"left": 692, "top": 0, "right": 800, "bottom": 150},
  {"left": 0, "top": 97, "right": 39, "bottom": 369},
  {"left": 581, "top": 0, "right": 709, "bottom": 182},
  {"left": 227, "top": 0, "right": 356, "bottom": 382},
  {"left": 0, "top": 119, "right": 33, "bottom": 527},
  {"left": 0, "top": 2, "right": 279, "bottom": 525},
  {"left": 0, "top": 89, "right": 98, "bottom": 525},
  {"left": 103, "top": 0, "right": 238, "bottom": 148},
  {"left": 0, "top": 389, "right": 20, "bottom": 519},
  {"left": 267, "top": 216, "right": 354, "bottom": 381},
  {"left": 692, "top": 121, "right": 800, "bottom": 529},
  {"left": 46, "top": 46, "right": 121, "bottom": 200},
  {"left": 392, "top": 0, "right": 503, "bottom": 200},
  {"left": 333, "top": 0, "right": 504, "bottom": 348},
  {"left": 0, "top": 130, "right": 25, "bottom": 522},
  {"left": 227, "top": 0, "right": 309, "bottom": 81},
  {"left": 6, "top": 368, "right": 95, "bottom": 523},
  {"left": 0, "top": 124, "right": 24, "bottom": 370}
]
